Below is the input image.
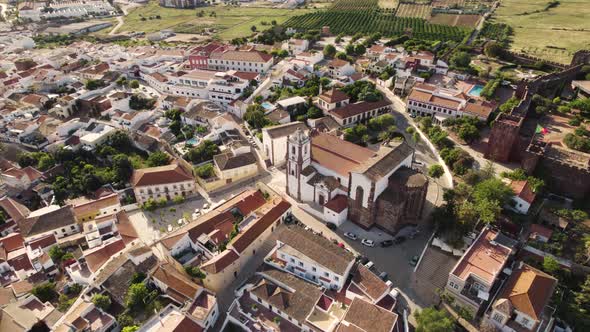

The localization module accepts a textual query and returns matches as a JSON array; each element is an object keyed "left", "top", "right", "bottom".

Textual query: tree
[
  {"left": 112, "top": 154, "right": 133, "bottom": 182},
  {"left": 244, "top": 104, "right": 270, "bottom": 129},
  {"left": 107, "top": 131, "right": 132, "bottom": 151},
  {"left": 354, "top": 44, "right": 366, "bottom": 56},
  {"left": 335, "top": 51, "right": 347, "bottom": 60},
  {"left": 129, "top": 80, "right": 139, "bottom": 89},
  {"left": 85, "top": 79, "right": 105, "bottom": 90},
  {"left": 415, "top": 307, "right": 455, "bottom": 332},
  {"left": 122, "top": 327, "right": 139, "bottom": 332},
  {"left": 484, "top": 42, "right": 503, "bottom": 58},
  {"left": 306, "top": 106, "right": 323, "bottom": 119},
  {"left": 146, "top": 151, "right": 170, "bottom": 167},
  {"left": 428, "top": 164, "right": 444, "bottom": 179},
  {"left": 125, "top": 283, "right": 150, "bottom": 308},
  {"left": 323, "top": 44, "right": 336, "bottom": 58},
  {"left": 92, "top": 294, "right": 111, "bottom": 311},
  {"left": 117, "top": 314, "right": 134, "bottom": 327},
  {"left": 450, "top": 51, "right": 472, "bottom": 68},
  {"left": 49, "top": 245, "right": 65, "bottom": 262},
  {"left": 185, "top": 140, "right": 220, "bottom": 164},
  {"left": 250, "top": 25, "right": 257, "bottom": 32},
  {"left": 499, "top": 97, "right": 520, "bottom": 113},
  {"left": 173, "top": 195, "right": 185, "bottom": 204},
  {"left": 195, "top": 163, "right": 215, "bottom": 179},
  {"left": 458, "top": 123, "right": 480, "bottom": 143},
  {"left": 543, "top": 256, "right": 559, "bottom": 274},
  {"left": 31, "top": 282, "right": 56, "bottom": 302}
]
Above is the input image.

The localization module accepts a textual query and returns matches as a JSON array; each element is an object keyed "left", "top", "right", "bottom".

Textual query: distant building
[
  {"left": 407, "top": 83, "right": 496, "bottom": 122},
  {"left": 159, "top": 0, "right": 202, "bottom": 8}
]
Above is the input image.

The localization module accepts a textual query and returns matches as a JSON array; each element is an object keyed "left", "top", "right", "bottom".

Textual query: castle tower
[
  {"left": 286, "top": 128, "right": 311, "bottom": 201},
  {"left": 485, "top": 113, "right": 523, "bottom": 163}
]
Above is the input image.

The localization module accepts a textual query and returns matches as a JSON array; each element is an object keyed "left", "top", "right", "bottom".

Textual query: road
[{"left": 108, "top": 2, "right": 139, "bottom": 35}]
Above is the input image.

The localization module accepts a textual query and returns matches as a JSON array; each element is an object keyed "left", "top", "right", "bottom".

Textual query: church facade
[{"left": 285, "top": 129, "right": 429, "bottom": 234}]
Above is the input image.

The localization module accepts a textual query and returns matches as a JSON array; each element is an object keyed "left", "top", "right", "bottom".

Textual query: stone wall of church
[
  {"left": 404, "top": 182, "right": 428, "bottom": 221},
  {"left": 374, "top": 198, "right": 405, "bottom": 234}
]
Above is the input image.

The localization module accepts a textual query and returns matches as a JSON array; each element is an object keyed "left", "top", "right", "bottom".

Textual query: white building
[
  {"left": 487, "top": 263, "right": 557, "bottom": 332},
  {"left": 508, "top": 180, "right": 536, "bottom": 215},
  {"left": 208, "top": 50, "right": 273, "bottom": 74},
  {"left": 131, "top": 160, "right": 196, "bottom": 205},
  {"left": 266, "top": 226, "right": 355, "bottom": 291},
  {"left": 261, "top": 122, "right": 308, "bottom": 167},
  {"left": 407, "top": 83, "right": 495, "bottom": 122}
]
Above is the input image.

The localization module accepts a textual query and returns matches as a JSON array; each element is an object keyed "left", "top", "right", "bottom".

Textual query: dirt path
[{"left": 109, "top": 2, "right": 140, "bottom": 35}]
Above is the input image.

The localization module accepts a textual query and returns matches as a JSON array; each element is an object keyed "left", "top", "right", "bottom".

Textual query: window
[
  {"left": 324, "top": 272, "right": 329, "bottom": 277},
  {"left": 521, "top": 318, "right": 531, "bottom": 326},
  {"left": 312, "top": 267, "right": 316, "bottom": 272},
  {"left": 70, "top": 225, "right": 76, "bottom": 230},
  {"left": 492, "top": 313, "right": 503, "bottom": 323},
  {"left": 449, "top": 282, "right": 454, "bottom": 288},
  {"left": 334, "top": 276, "right": 339, "bottom": 281},
  {"left": 290, "top": 258, "right": 295, "bottom": 263},
  {"left": 299, "top": 262, "right": 304, "bottom": 267}
]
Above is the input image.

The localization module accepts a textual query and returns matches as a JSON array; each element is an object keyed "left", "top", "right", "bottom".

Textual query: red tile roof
[
  {"left": 131, "top": 161, "right": 194, "bottom": 187},
  {"left": 510, "top": 180, "right": 536, "bottom": 204},
  {"left": 329, "top": 100, "right": 391, "bottom": 119},
  {"left": 0, "top": 233, "right": 25, "bottom": 252},
  {"left": 529, "top": 224, "right": 553, "bottom": 240},
  {"left": 324, "top": 195, "right": 348, "bottom": 213},
  {"left": 200, "top": 249, "right": 239, "bottom": 274},
  {"left": 27, "top": 233, "right": 57, "bottom": 251},
  {"left": 499, "top": 263, "right": 557, "bottom": 320},
  {"left": 230, "top": 200, "right": 290, "bottom": 253},
  {"left": 84, "top": 238, "right": 126, "bottom": 273}
]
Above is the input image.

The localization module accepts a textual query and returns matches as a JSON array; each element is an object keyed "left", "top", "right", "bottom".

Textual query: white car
[
  {"left": 194, "top": 208, "right": 200, "bottom": 214},
  {"left": 361, "top": 239, "right": 375, "bottom": 247},
  {"left": 344, "top": 232, "right": 358, "bottom": 240},
  {"left": 203, "top": 203, "right": 210, "bottom": 209}
]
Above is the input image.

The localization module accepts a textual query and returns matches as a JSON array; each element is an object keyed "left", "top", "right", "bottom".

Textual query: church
[{"left": 286, "top": 128, "right": 429, "bottom": 234}]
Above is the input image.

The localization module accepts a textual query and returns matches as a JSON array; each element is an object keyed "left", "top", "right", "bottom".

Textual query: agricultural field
[
  {"left": 118, "top": 1, "right": 313, "bottom": 40},
  {"left": 284, "top": 0, "right": 469, "bottom": 40},
  {"left": 493, "top": 0, "right": 590, "bottom": 64},
  {"left": 378, "top": 0, "right": 399, "bottom": 9},
  {"left": 396, "top": 3, "right": 432, "bottom": 19},
  {"left": 429, "top": 13, "right": 480, "bottom": 28}
]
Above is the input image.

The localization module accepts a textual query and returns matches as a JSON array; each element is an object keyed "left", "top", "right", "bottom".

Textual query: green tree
[
  {"left": 450, "top": 51, "right": 472, "bottom": 68},
  {"left": 49, "top": 245, "right": 65, "bottom": 262},
  {"left": 415, "top": 307, "right": 455, "bottom": 332},
  {"left": 323, "top": 44, "right": 336, "bottom": 58},
  {"left": 484, "top": 41, "right": 503, "bottom": 58},
  {"left": 458, "top": 123, "right": 480, "bottom": 143},
  {"left": 122, "top": 327, "right": 139, "bottom": 332},
  {"left": 543, "top": 256, "right": 559, "bottom": 274},
  {"left": 306, "top": 106, "right": 323, "bottom": 119},
  {"left": 112, "top": 154, "right": 133, "bottom": 182},
  {"left": 92, "top": 294, "right": 111, "bottom": 311},
  {"left": 146, "top": 151, "right": 170, "bottom": 167},
  {"left": 185, "top": 140, "right": 220, "bottom": 164},
  {"left": 244, "top": 104, "right": 270, "bottom": 129},
  {"left": 129, "top": 80, "right": 139, "bottom": 89},
  {"left": 117, "top": 314, "right": 134, "bottom": 327},
  {"left": 428, "top": 164, "right": 444, "bottom": 179},
  {"left": 31, "top": 282, "right": 56, "bottom": 302},
  {"left": 125, "top": 283, "right": 150, "bottom": 308},
  {"left": 195, "top": 163, "right": 215, "bottom": 178},
  {"left": 335, "top": 51, "right": 347, "bottom": 60}
]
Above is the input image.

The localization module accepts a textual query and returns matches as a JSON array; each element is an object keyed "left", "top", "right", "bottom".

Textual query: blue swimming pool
[
  {"left": 468, "top": 85, "right": 484, "bottom": 97},
  {"left": 186, "top": 138, "right": 199, "bottom": 145},
  {"left": 261, "top": 102, "right": 275, "bottom": 110}
]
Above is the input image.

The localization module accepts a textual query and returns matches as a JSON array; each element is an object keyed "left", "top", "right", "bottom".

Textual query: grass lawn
[
  {"left": 120, "top": 1, "right": 315, "bottom": 40},
  {"left": 493, "top": 0, "right": 590, "bottom": 64}
]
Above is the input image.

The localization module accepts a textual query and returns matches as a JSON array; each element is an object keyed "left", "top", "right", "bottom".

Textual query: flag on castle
[{"left": 535, "top": 125, "right": 549, "bottom": 135}]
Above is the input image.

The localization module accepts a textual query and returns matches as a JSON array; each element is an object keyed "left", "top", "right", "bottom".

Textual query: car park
[
  {"left": 344, "top": 232, "right": 358, "bottom": 240},
  {"left": 361, "top": 239, "right": 375, "bottom": 247}
]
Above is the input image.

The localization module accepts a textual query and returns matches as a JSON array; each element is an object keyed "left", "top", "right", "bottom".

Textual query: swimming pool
[
  {"left": 261, "top": 102, "right": 275, "bottom": 111},
  {"left": 186, "top": 138, "right": 200, "bottom": 146},
  {"left": 468, "top": 85, "right": 484, "bottom": 97}
]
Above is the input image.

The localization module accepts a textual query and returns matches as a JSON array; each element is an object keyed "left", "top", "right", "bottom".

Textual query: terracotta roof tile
[
  {"left": 131, "top": 161, "right": 194, "bottom": 187},
  {"left": 230, "top": 200, "right": 290, "bottom": 253},
  {"left": 84, "top": 238, "right": 126, "bottom": 273}
]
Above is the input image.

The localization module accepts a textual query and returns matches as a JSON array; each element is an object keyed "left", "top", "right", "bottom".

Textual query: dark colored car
[
  {"left": 326, "top": 222, "right": 337, "bottom": 230},
  {"left": 380, "top": 240, "right": 394, "bottom": 247},
  {"left": 393, "top": 236, "right": 407, "bottom": 244}
]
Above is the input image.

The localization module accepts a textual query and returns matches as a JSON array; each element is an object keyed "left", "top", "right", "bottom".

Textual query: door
[{"left": 318, "top": 195, "right": 325, "bottom": 205}]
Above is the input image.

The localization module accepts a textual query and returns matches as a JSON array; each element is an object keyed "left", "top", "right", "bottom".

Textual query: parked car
[
  {"left": 364, "top": 261, "right": 374, "bottom": 269},
  {"left": 361, "top": 239, "right": 375, "bottom": 247},
  {"left": 357, "top": 256, "right": 370, "bottom": 265},
  {"left": 380, "top": 240, "right": 394, "bottom": 247},
  {"left": 344, "top": 232, "right": 358, "bottom": 240},
  {"left": 379, "top": 272, "right": 388, "bottom": 281},
  {"left": 410, "top": 113, "right": 417, "bottom": 118},
  {"left": 326, "top": 222, "right": 337, "bottom": 230},
  {"left": 410, "top": 255, "right": 419, "bottom": 267},
  {"left": 393, "top": 236, "right": 406, "bottom": 245},
  {"left": 413, "top": 160, "right": 424, "bottom": 166}
]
